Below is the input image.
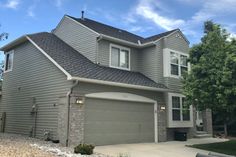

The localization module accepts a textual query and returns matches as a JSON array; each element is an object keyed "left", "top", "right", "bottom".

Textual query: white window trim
[
  {"left": 167, "top": 92, "right": 193, "bottom": 128},
  {"left": 163, "top": 48, "right": 190, "bottom": 78},
  {"left": 4, "top": 50, "right": 14, "bottom": 73},
  {"left": 109, "top": 43, "right": 131, "bottom": 71}
]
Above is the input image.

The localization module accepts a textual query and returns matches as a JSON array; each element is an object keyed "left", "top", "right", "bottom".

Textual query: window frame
[
  {"left": 170, "top": 51, "right": 188, "bottom": 78},
  {"left": 4, "top": 50, "right": 14, "bottom": 73},
  {"left": 172, "top": 96, "right": 181, "bottom": 121},
  {"left": 163, "top": 48, "right": 190, "bottom": 78},
  {"left": 109, "top": 43, "right": 131, "bottom": 71},
  {"left": 169, "top": 93, "right": 191, "bottom": 122}
]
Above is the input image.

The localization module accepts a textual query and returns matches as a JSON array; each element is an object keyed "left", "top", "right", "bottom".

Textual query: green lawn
[{"left": 189, "top": 140, "right": 236, "bottom": 156}]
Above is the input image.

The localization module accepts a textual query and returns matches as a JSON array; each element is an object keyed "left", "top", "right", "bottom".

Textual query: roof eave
[
  {"left": 68, "top": 76, "right": 170, "bottom": 92},
  {"left": 99, "top": 34, "right": 156, "bottom": 48},
  {"left": 0, "top": 36, "right": 27, "bottom": 52}
]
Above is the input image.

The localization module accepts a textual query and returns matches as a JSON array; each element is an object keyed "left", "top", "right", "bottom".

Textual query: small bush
[{"left": 74, "top": 144, "right": 95, "bottom": 155}]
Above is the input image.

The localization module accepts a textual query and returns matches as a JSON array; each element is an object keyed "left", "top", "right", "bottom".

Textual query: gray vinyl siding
[
  {"left": 138, "top": 39, "right": 165, "bottom": 84},
  {"left": 164, "top": 31, "right": 189, "bottom": 53},
  {"left": 163, "top": 31, "right": 189, "bottom": 92},
  {"left": 97, "top": 39, "right": 140, "bottom": 71},
  {"left": 53, "top": 16, "right": 99, "bottom": 63},
  {"left": 138, "top": 46, "right": 158, "bottom": 82},
  {"left": 0, "top": 42, "right": 72, "bottom": 139},
  {"left": 72, "top": 82, "right": 167, "bottom": 142}
]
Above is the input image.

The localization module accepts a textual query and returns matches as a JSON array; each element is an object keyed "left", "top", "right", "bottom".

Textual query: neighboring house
[{"left": 0, "top": 14, "right": 213, "bottom": 146}]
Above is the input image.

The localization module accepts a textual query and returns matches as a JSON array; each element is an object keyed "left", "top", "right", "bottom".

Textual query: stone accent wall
[
  {"left": 203, "top": 108, "right": 213, "bottom": 135},
  {"left": 68, "top": 95, "right": 85, "bottom": 146},
  {"left": 158, "top": 103, "right": 167, "bottom": 142},
  {"left": 57, "top": 95, "right": 85, "bottom": 146}
]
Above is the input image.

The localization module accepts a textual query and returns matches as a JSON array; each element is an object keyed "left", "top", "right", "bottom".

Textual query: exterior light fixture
[
  {"left": 75, "top": 97, "right": 84, "bottom": 105},
  {"left": 160, "top": 106, "right": 166, "bottom": 111}
]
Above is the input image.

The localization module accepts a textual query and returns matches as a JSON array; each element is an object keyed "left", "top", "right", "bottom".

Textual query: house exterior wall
[
  {"left": 97, "top": 39, "right": 140, "bottom": 71},
  {"left": 0, "top": 42, "right": 72, "bottom": 140},
  {"left": 138, "top": 45, "right": 159, "bottom": 83},
  {"left": 163, "top": 31, "right": 189, "bottom": 92},
  {"left": 53, "top": 16, "right": 99, "bottom": 63}
]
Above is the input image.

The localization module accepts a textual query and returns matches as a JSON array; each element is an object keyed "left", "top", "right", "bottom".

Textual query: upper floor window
[
  {"left": 110, "top": 44, "right": 130, "bottom": 70},
  {"left": 4, "top": 50, "right": 14, "bottom": 72},
  {"left": 164, "top": 48, "right": 189, "bottom": 78}
]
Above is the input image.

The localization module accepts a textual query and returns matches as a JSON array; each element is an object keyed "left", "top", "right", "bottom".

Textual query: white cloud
[
  {"left": 124, "top": 0, "right": 236, "bottom": 43},
  {"left": 192, "top": 0, "right": 236, "bottom": 23},
  {"left": 4, "top": 0, "right": 20, "bottom": 9},
  {"left": 27, "top": 6, "right": 35, "bottom": 17},
  {"left": 125, "top": 0, "right": 186, "bottom": 31},
  {"left": 55, "top": 0, "right": 63, "bottom": 8},
  {"left": 136, "top": 6, "right": 185, "bottom": 30}
]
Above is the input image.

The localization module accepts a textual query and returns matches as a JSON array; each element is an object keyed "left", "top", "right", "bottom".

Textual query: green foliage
[
  {"left": 183, "top": 20, "right": 236, "bottom": 123},
  {"left": 0, "top": 24, "right": 8, "bottom": 41},
  {"left": 74, "top": 144, "right": 95, "bottom": 155},
  {"left": 189, "top": 140, "right": 236, "bottom": 156}
]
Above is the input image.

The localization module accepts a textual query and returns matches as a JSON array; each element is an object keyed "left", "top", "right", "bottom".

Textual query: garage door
[{"left": 84, "top": 98, "right": 155, "bottom": 145}]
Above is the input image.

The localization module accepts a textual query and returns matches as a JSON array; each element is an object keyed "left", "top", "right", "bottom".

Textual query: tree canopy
[
  {"left": 183, "top": 21, "right": 236, "bottom": 124},
  {"left": 0, "top": 24, "right": 8, "bottom": 41}
]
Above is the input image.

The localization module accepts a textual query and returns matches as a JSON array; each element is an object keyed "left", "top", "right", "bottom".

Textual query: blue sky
[{"left": 1, "top": 0, "right": 236, "bottom": 60}]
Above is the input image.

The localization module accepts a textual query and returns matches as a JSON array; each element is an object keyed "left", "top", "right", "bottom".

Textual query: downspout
[
  {"left": 66, "top": 80, "right": 79, "bottom": 146},
  {"left": 96, "top": 35, "right": 103, "bottom": 64}
]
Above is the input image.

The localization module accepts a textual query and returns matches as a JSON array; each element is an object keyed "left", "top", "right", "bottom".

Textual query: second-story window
[
  {"left": 170, "top": 51, "right": 188, "bottom": 76},
  {"left": 163, "top": 48, "right": 189, "bottom": 78},
  {"left": 110, "top": 44, "right": 130, "bottom": 70}
]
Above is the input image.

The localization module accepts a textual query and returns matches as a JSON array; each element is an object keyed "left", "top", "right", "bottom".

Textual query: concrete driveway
[{"left": 95, "top": 138, "right": 228, "bottom": 157}]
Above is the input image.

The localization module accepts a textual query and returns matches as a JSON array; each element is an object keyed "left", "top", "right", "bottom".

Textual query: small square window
[
  {"left": 173, "top": 110, "right": 181, "bottom": 121},
  {"left": 4, "top": 51, "right": 14, "bottom": 72},
  {"left": 172, "top": 96, "right": 180, "bottom": 108},
  {"left": 171, "top": 64, "right": 179, "bottom": 76},
  {"left": 110, "top": 44, "right": 130, "bottom": 70},
  {"left": 170, "top": 52, "right": 178, "bottom": 64},
  {"left": 180, "top": 55, "right": 187, "bottom": 66},
  {"left": 120, "top": 50, "right": 129, "bottom": 68},
  {"left": 111, "top": 47, "right": 119, "bottom": 67}
]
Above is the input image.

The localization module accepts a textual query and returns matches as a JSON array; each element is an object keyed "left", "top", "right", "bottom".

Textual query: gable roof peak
[{"left": 65, "top": 15, "right": 187, "bottom": 45}]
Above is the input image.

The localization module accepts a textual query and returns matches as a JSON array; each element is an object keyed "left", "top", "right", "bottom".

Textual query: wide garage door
[{"left": 84, "top": 98, "right": 155, "bottom": 145}]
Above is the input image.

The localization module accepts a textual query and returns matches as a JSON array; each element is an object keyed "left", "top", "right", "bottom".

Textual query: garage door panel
[
  {"left": 86, "top": 122, "right": 153, "bottom": 134},
  {"left": 84, "top": 98, "right": 155, "bottom": 145}
]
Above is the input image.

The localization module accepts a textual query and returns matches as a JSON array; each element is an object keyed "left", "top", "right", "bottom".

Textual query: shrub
[{"left": 74, "top": 144, "right": 95, "bottom": 155}]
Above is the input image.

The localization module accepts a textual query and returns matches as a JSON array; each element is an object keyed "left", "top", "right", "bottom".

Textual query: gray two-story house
[{"left": 0, "top": 14, "right": 212, "bottom": 146}]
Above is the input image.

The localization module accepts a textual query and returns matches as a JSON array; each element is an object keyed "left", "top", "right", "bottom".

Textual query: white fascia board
[
  {"left": 99, "top": 34, "right": 155, "bottom": 48},
  {"left": 65, "top": 15, "right": 100, "bottom": 36},
  {"left": 0, "top": 36, "right": 27, "bottom": 51},
  {"left": 69, "top": 76, "right": 170, "bottom": 92},
  {"left": 26, "top": 36, "right": 72, "bottom": 79}
]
